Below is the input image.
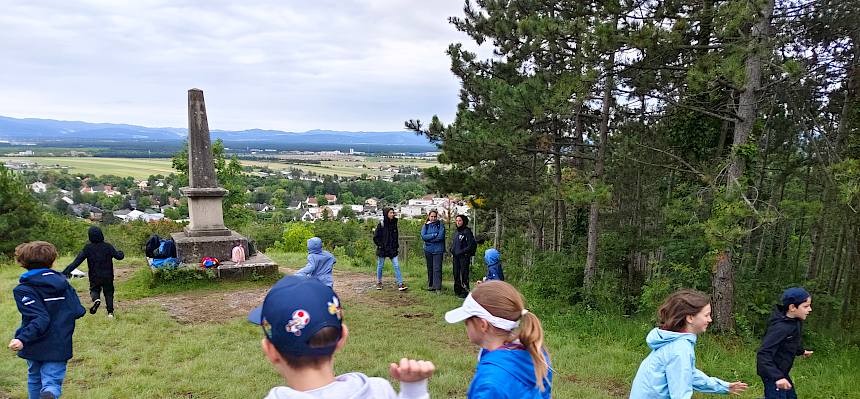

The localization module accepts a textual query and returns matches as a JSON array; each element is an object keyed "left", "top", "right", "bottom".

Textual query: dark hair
[
  {"left": 472, "top": 281, "right": 549, "bottom": 391},
  {"left": 280, "top": 326, "right": 341, "bottom": 368},
  {"left": 15, "top": 241, "right": 58, "bottom": 269},
  {"left": 456, "top": 214, "right": 469, "bottom": 226},
  {"left": 658, "top": 289, "right": 710, "bottom": 332}
]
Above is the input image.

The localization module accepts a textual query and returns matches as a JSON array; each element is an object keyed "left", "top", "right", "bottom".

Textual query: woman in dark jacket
[
  {"left": 373, "top": 208, "right": 407, "bottom": 291},
  {"left": 63, "top": 226, "right": 124, "bottom": 317},
  {"left": 450, "top": 214, "right": 476, "bottom": 298},
  {"left": 421, "top": 210, "right": 446, "bottom": 291}
]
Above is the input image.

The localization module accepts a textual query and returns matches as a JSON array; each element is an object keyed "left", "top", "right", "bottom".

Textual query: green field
[
  {"left": 1, "top": 254, "right": 857, "bottom": 398},
  {"left": 1, "top": 156, "right": 437, "bottom": 179}
]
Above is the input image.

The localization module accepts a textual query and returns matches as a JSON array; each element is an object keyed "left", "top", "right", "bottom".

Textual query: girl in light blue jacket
[{"left": 629, "top": 290, "right": 748, "bottom": 399}]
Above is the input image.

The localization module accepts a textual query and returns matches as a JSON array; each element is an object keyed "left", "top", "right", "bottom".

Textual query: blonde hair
[{"left": 471, "top": 281, "right": 550, "bottom": 391}]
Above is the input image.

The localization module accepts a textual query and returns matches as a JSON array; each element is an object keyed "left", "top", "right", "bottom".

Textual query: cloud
[{"left": 0, "top": 0, "right": 477, "bottom": 131}]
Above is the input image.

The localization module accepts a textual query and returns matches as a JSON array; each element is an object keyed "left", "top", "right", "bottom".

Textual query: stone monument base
[{"left": 171, "top": 230, "right": 278, "bottom": 279}]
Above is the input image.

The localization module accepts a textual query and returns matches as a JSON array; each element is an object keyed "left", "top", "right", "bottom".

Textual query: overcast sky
[{"left": 0, "top": 1, "right": 480, "bottom": 132}]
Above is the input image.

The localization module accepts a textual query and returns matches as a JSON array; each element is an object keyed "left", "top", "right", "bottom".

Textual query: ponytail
[
  {"left": 518, "top": 311, "right": 549, "bottom": 391},
  {"left": 471, "top": 281, "right": 551, "bottom": 391}
]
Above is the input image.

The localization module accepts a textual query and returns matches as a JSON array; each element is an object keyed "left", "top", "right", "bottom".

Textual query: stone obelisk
[
  {"left": 182, "top": 88, "right": 230, "bottom": 237},
  {"left": 170, "top": 89, "right": 276, "bottom": 278}
]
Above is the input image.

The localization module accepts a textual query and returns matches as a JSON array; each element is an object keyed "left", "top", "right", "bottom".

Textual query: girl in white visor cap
[{"left": 444, "top": 281, "right": 552, "bottom": 399}]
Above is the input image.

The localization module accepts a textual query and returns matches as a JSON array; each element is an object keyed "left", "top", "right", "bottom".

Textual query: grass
[
  {"left": 1, "top": 156, "right": 438, "bottom": 179},
  {"left": 1, "top": 253, "right": 858, "bottom": 398}
]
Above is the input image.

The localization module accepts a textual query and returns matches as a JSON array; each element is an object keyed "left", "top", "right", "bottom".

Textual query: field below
[
  {"left": 1, "top": 253, "right": 857, "bottom": 398},
  {"left": 1, "top": 156, "right": 437, "bottom": 179}
]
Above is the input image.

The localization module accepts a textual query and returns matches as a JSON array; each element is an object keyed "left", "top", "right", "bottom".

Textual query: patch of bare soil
[{"left": 126, "top": 268, "right": 421, "bottom": 324}]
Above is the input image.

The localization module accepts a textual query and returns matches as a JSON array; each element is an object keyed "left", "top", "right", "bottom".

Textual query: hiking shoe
[
  {"left": 39, "top": 391, "right": 56, "bottom": 399},
  {"left": 376, "top": 282, "right": 383, "bottom": 290},
  {"left": 89, "top": 299, "right": 101, "bottom": 314},
  {"left": 398, "top": 283, "right": 408, "bottom": 292},
  {"left": 107, "top": 313, "right": 114, "bottom": 319}
]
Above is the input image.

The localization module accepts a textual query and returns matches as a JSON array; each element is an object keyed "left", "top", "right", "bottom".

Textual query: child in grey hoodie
[{"left": 249, "top": 275, "right": 434, "bottom": 399}]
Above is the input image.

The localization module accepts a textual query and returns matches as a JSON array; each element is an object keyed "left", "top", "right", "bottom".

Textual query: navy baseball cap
[
  {"left": 248, "top": 276, "right": 343, "bottom": 356},
  {"left": 781, "top": 287, "right": 810, "bottom": 306}
]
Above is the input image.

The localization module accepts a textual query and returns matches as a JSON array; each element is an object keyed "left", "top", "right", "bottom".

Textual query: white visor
[{"left": 444, "top": 293, "right": 519, "bottom": 331}]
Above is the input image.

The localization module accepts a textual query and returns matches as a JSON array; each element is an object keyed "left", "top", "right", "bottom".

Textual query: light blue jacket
[
  {"left": 294, "top": 237, "right": 335, "bottom": 287},
  {"left": 629, "top": 328, "right": 729, "bottom": 399},
  {"left": 420, "top": 221, "right": 446, "bottom": 254}
]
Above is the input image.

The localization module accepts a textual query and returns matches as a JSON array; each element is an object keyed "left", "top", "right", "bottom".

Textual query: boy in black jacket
[
  {"left": 63, "top": 226, "right": 124, "bottom": 317},
  {"left": 756, "top": 287, "right": 813, "bottom": 399},
  {"left": 9, "top": 241, "right": 86, "bottom": 399}
]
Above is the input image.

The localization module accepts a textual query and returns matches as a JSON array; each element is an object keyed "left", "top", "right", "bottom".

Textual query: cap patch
[{"left": 286, "top": 309, "right": 311, "bottom": 336}]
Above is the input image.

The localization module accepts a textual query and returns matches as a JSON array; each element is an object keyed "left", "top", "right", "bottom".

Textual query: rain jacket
[
  {"left": 482, "top": 249, "right": 504, "bottom": 281},
  {"left": 756, "top": 306, "right": 806, "bottom": 381},
  {"left": 420, "top": 221, "right": 446, "bottom": 254},
  {"left": 294, "top": 237, "right": 336, "bottom": 287},
  {"left": 63, "top": 226, "right": 124, "bottom": 284},
  {"left": 468, "top": 345, "right": 552, "bottom": 399}
]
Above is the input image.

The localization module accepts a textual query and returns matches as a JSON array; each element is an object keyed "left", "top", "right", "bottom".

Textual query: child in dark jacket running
[
  {"left": 756, "top": 287, "right": 813, "bottom": 399},
  {"left": 63, "top": 226, "right": 124, "bottom": 318},
  {"left": 9, "top": 241, "right": 86, "bottom": 399}
]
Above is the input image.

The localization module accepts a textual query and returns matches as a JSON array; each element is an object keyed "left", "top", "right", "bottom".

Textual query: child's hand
[
  {"left": 8, "top": 339, "right": 23, "bottom": 351},
  {"left": 803, "top": 350, "right": 813, "bottom": 358},
  {"left": 728, "top": 381, "right": 748, "bottom": 395},
  {"left": 775, "top": 378, "right": 792, "bottom": 390},
  {"left": 389, "top": 358, "right": 435, "bottom": 383}
]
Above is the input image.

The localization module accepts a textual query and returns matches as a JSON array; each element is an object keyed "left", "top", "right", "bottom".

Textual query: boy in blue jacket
[
  {"left": 8, "top": 241, "right": 86, "bottom": 399},
  {"left": 294, "top": 237, "right": 336, "bottom": 287},
  {"left": 479, "top": 248, "right": 505, "bottom": 282},
  {"left": 756, "top": 287, "right": 813, "bottom": 399}
]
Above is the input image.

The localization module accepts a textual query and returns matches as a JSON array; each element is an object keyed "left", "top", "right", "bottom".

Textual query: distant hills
[{"left": 0, "top": 115, "right": 435, "bottom": 149}]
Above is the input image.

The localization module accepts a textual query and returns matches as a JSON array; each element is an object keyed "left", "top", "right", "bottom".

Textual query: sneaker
[
  {"left": 39, "top": 391, "right": 56, "bottom": 399},
  {"left": 398, "top": 283, "right": 408, "bottom": 292},
  {"left": 89, "top": 299, "right": 101, "bottom": 314},
  {"left": 107, "top": 313, "right": 114, "bottom": 319},
  {"left": 376, "top": 282, "right": 383, "bottom": 290}
]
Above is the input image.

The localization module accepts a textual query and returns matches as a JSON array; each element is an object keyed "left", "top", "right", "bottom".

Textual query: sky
[{"left": 0, "top": 1, "right": 482, "bottom": 132}]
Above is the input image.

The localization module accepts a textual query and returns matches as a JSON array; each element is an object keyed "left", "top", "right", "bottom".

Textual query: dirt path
[{"left": 123, "top": 267, "right": 421, "bottom": 324}]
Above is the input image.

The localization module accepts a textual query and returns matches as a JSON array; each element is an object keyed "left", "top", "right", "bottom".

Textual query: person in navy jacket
[
  {"left": 9, "top": 241, "right": 86, "bottom": 399},
  {"left": 420, "top": 210, "right": 446, "bottom": 291}
]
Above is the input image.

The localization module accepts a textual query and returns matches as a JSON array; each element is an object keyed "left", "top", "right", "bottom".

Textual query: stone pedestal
[
  {"left": 171, "top": 231, "right": 278, "bottom": 278},
  {"left": 181, "top": 187, "right": 230, "bottom": 237}
]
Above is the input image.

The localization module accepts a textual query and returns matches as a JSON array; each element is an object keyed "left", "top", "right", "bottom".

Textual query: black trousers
[
  {"left": 425, "top": 252, "right": 443, "bottom": 290},
  {"left": 90, "top": 280, "right": 115, "bottom": 313},
  {"left": 452, "top": 255, "right": 471, "bottom": 296}
]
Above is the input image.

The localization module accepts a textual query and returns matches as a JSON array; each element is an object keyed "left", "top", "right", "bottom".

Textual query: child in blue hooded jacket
[
  {"left": 294, "top": 237, "right": 336, "bottom": 287},
  {"left": 629, "top": 289, "right": 747, "bottom": 399},
  {"left": 479, "top": 248, "right": 504, "bottom": 282},
  {"left": 445, "top": 280, "right": 552, "bottom": 399},
  {"left": 9, "top": 241, "right": 86, "bottom": 399}
]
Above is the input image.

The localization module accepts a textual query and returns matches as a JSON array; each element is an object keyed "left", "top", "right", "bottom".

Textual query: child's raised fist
[{"left": 389, "top": 358, "right": 435, "bottom": 383}]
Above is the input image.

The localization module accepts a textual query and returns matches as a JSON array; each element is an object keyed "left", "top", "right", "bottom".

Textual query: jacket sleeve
[
  {"left": 420, "top": 224, "right": 433, "bottom": 241},
  {"left": 465, "top": 230, "right": 477, "bottom": 255},
  {"left": 434, "top": 224, "right": 446, "bottom": 243},
  {"left": 66, "top": 282, "right": 87, "bottom": 319},
  {"left": 111, "top": 244, "right": 125, "bottom": 260},
  {"left": 294, "top": 255, "right": 315, "bottom": 276},
  {"left": 398, "top": 379, "right": 430, "bottom": 399},
  {"left": 691, "top": 368, "right": 729, "bottom": 394},
  {"left": 467, "top": 380, "right": 504, "bottom": 399},
  {"left": 62, "top": 248, "right": 87, "bottom": 275},
  {"left": 373, "top": 224, "right": 383, "bottom": 247},
  {"left": 664, "top": 350, "right": 694, "bottom": 399},
  {"left": 756, "top": 324, "right": 790, "bottom": 380},
  {"left": 12, "top": 287, "right": 51, "bottom": 343}
]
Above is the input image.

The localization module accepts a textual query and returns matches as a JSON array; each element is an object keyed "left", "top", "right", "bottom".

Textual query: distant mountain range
[{"left": 0, "top": 115, "right": 435, "bottom": 148}]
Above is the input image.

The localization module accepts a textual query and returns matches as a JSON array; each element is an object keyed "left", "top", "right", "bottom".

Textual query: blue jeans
[
  {"left": 27, "top": 360, "right": 67, "bottom": 399},
  {"left": 377, "top": 256, "right": 403, "bottom": 284},
  {"left": 763, "top": 378, "right": 797, "bottom": 399}
]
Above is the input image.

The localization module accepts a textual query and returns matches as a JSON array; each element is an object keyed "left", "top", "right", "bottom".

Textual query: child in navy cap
[
  {"left": 756, "top": 287, "right": 813, "bottom": 398},
  {"left": 249, "top": 276, "right": 435, "bottom": 398}
]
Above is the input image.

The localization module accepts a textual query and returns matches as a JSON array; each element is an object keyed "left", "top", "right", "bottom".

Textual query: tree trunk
[
  {"left": 584, "top": 53, "right": 615, "bottom": 291},
  {"left": 828, "top": 224, "right": 847, "bottom": 293},
  {"left": 711, "top": 0, "right": 774, "bottom": 332},
  {"left": 494, "top": 208, "right": 501, "bottom": 247}
]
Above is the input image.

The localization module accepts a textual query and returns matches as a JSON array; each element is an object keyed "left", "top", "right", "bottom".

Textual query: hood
[
  {"left": 480, "top": 348, "right": 544, "bottom": 389},
  {"left": 645, "top": 327, "right": 697, "bottom": 350},
  {"left": 382, "top": 208, "right": 397, "bottom": 227},
  {"left": 307, "top": 237, "right": 323, "bottom": 254},
  {"left": 767, "top": 305, "right": 801, "bottom": 327},
  {"left": 88, "top": 226, "right": 104, "bottom": 243},
  {"left": 19, "top": 269, "right": 68, "bottom": 295},
  {"left": 484, "top": 248, "right": 500, "bottom": 266},
  {"left": 263, "top": 372, "right": 383, "bottom": 399},
  {"left": 456, "top": 214, "right": 469, "bottom": 229}
]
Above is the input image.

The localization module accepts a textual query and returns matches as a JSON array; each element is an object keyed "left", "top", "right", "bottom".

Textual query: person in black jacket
[
  {"left": 373, "top": 208, "right": 407, "bottom": 291},
  {"left": 450, "top": 214, "right": 476, "bottom": 298},
  {"left": 10, "top": 241, "right": 86, "bottom": 399},
  {"left": 756, "top": 287, "right": 813, "bottom": 399},
  {"left": 63, "top": 226, "right": 124, "bottom": 318}
]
